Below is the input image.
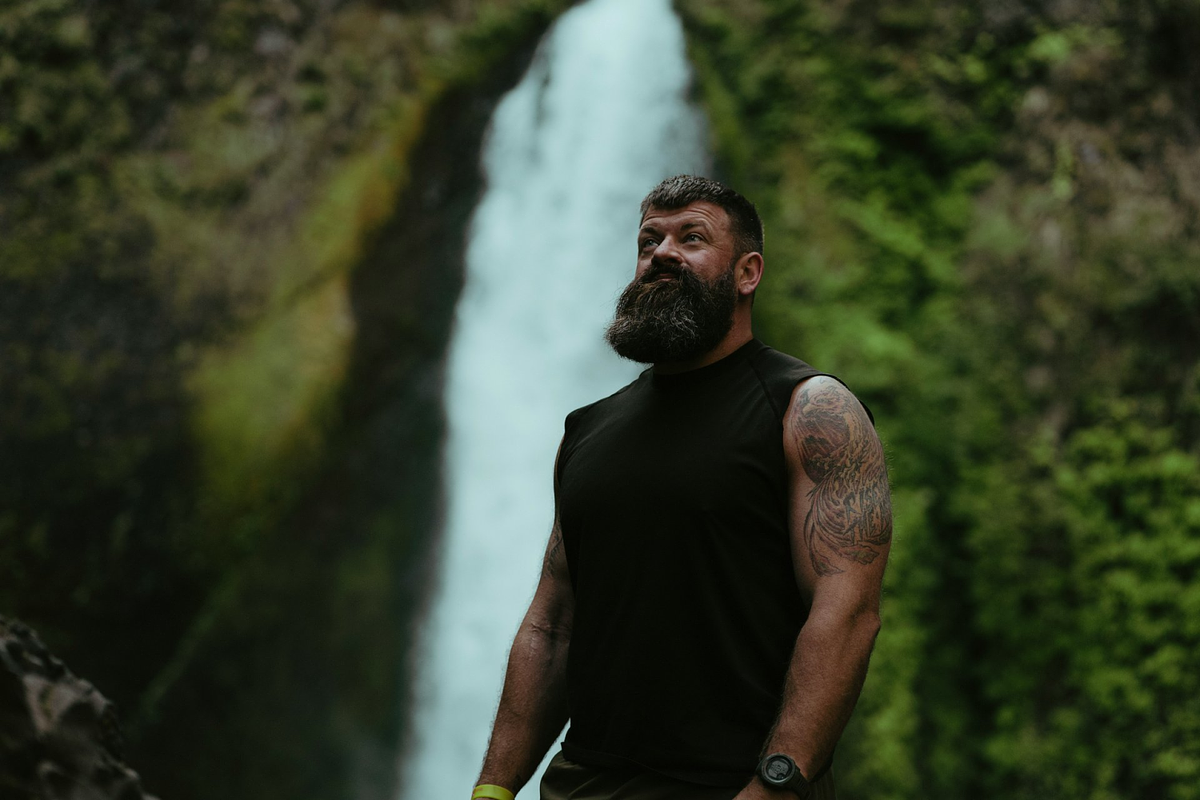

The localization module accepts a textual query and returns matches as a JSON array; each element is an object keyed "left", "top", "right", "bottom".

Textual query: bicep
[
  {"left": 784, "top": 376, "right": 892, "bottom": 608},
  {"left": 527, "top": 442, "right": 574, "bottom": 631},
  {"left": 527, "top": 514, "right": 574, "bottom": 636}
]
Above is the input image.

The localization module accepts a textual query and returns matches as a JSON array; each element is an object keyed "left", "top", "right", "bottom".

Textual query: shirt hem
[{"left": 559, "top": 741, "right": 751, "bottom": 788}]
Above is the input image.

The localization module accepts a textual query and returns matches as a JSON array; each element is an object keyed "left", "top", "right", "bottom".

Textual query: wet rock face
[{"left": 0, "top": 617, "right": 157, "bottom": 800}]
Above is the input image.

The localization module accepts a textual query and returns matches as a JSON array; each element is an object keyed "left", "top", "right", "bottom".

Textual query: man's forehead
[{"left": 639, "top": 201, "right": 731, "bottom": 231}]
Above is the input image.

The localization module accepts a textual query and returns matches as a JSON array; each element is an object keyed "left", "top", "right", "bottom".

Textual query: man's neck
[{"left": 651, "top": 325, "right": 754, "bottom": 376}]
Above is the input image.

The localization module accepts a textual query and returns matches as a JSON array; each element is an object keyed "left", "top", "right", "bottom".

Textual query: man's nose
[{"left": 651, "top": 236, "right": 683, "bottom": 264}]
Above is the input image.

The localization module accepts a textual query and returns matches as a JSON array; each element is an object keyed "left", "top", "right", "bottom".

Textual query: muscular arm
[
  {"left": 475, "top": 448, "right": 574, "bottom": 796},
  {"left": 737, "top": 376, "right": 892, "bottom": 797}
]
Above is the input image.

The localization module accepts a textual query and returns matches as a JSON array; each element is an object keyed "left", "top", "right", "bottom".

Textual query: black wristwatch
[{"left": 756, "top": 753, "right": 812, "bottom": 798}]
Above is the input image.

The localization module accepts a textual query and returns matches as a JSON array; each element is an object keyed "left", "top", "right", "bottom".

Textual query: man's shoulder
[
  {"left": 748, "top": 341, "right": 875, "bottom": 426},
  {"left": 746, "top": 339, "right": 820, "bottom": 378},
  {"left": 742, "top": 340, "right": 827, "bottom": 423}
]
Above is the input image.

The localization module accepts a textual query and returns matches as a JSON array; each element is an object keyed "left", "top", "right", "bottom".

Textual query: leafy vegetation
[{"left": 676, "top": 0, "right": 1200, "bottom": 797}]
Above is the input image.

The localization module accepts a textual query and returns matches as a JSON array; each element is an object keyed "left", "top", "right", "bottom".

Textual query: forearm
[
  {"left": 477, "top": 618, "right": 571, "bottom": 794},
  {"left": 762, "top": 606, "right": 881, "bottom": 781}
]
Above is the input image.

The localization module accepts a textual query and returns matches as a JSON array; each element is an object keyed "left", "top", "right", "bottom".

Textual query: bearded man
[{"left": 471, "top": 176, "right": 892, "bottom": 800}]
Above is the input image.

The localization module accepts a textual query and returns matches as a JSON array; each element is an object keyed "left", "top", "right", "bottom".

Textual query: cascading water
[{"left": 399, "top": 0, "right": 708, "bottom": 796}]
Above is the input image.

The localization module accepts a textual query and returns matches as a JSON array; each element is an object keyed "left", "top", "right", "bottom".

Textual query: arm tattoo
[
  {"left": 792, "top": 381, "right": 892, "bottom": 576},
  {"left": 542, "top": 520, "right": 564, "bottom": 579}
]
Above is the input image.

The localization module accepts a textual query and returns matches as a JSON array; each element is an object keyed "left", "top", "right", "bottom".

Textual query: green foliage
[
  {"left": 965, "top": 402, "right": 1200, "bottom": 798},
  {"left": 677, "top": 0, "right": 1200, "bottom": 797},
  {"left": 0, "top": 0, "right": 127, "bottom": 160}
]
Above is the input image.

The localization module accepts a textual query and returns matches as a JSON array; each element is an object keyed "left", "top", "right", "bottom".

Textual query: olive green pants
[{"left": 539, "top": 752, "right": 837, "bottom": 800}]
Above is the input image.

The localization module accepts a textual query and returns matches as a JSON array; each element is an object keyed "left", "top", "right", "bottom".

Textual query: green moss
[
  {"left": 189, "top": 275, "right": 353, "bottom": 524},
  {"left": 146, "top": 0, "right": 572, "bottom": 528}
]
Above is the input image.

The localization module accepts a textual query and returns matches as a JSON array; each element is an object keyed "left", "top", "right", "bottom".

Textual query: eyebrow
[{"left": 638, "top": 221, "right": 709, "bottom": 237}]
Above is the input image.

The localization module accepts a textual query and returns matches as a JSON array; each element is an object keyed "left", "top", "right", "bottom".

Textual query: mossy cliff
[
  {"left": 675, "top": 1, "right": 1200, "bottom": 798},
  {"left": 1, "top": 1, "right": 572, "bottom": 798}
]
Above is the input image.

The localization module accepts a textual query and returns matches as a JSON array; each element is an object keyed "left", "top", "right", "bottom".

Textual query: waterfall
[{"left": 399, "top": 0, "right": 708, "bottom": 796}]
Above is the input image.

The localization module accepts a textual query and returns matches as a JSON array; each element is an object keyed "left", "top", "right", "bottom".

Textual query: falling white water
[{"left": 398, "top": 0, "right": 708, "bottom": 797}]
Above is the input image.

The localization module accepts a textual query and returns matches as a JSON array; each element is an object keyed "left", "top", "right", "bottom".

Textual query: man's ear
[{"left": 736, "top": 252, "right": 764, "bottom": 297}]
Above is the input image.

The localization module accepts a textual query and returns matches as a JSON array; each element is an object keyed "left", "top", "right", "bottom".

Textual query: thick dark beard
[{"left": 604, "top": 261, "right": 738, "bottom": 365}]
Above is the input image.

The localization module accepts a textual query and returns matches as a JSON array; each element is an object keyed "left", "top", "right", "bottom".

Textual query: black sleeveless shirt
[{"left": 556, "top": 338, "right": 868, "bottom": 786}]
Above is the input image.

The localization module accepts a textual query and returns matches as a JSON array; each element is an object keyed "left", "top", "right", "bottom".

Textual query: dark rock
[{"left": 0, "top": 617, "right": 158, "bottom": 800}]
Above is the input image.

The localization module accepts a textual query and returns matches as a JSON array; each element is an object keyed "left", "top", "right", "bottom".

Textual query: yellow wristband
[{"left": 472, "top": 785, "right": 515, "bottom": 800}]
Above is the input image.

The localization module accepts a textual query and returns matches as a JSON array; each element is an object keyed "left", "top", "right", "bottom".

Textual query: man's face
[{"left": 604, "top": 201, "right": 740, "bottom": 364}]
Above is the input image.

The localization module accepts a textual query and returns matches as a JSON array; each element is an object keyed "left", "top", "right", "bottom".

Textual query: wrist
[{"left": 755, "top": 776, "right": 797, "bottom": 796}]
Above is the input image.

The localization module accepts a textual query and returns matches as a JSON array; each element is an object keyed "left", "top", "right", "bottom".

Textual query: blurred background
[{"left": 1, "top": 0, "right": 1198, "bottom": 799}]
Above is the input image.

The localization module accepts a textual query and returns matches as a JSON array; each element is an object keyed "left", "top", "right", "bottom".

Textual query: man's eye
[
  {"left": 684, "top": 233, "right": 702, "bottom": 242},
  {"left": 640, "top": 239, "right": 658, "bottom": 250}
]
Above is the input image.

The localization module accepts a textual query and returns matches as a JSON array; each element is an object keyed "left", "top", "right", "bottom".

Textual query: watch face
[{"left": 763, "top": 755, "right": 794, "bottom": 785}]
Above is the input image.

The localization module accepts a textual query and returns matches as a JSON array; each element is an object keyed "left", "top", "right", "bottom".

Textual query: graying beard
[{"left": 607, "top": 295, "right": 702, "bottom": 353}]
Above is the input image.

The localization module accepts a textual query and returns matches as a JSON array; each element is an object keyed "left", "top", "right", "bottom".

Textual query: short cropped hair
[{"left": 639, "top": 175, "right": 764, "bottom": 257}]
